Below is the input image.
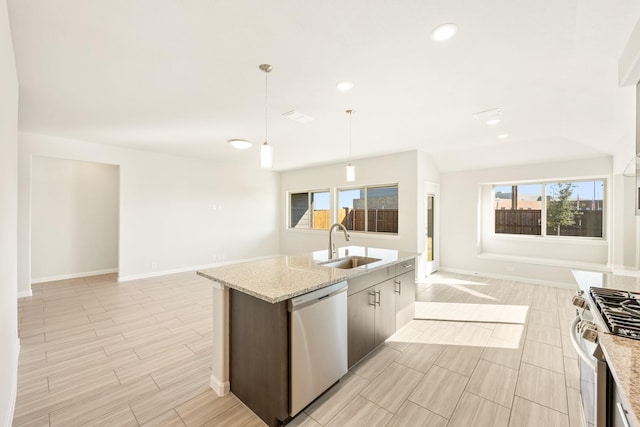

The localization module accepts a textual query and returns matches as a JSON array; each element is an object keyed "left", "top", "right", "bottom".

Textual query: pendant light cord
[
  {"left": 264, "top": 70, "right": 268, "bottom": 142},
  {"left": 347, "top": 109, "right": 353, "bottom": 161}
]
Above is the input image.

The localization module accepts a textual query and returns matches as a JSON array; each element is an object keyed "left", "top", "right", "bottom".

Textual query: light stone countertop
[
  {"left": 573, "top": 270, "right": 640, "bottom": 427},
  {"left": 598, "top": 333, "right": 640, "bottom": 427},
  {"left": 197, "top": 246, "right": 417, "bottom": 304}
]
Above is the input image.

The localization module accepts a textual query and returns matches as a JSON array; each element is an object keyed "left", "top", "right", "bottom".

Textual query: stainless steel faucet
[{"left": 328, "top": 223, "right": 350, "bottom": 260}]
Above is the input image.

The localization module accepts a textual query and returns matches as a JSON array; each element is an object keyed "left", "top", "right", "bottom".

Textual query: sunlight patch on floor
[
  {"left": 386, "top": 317, "right": 526, "bottom": 349},
  {"left": 415, "top": 301, "right": 529, "bottom": 324},
  {"left": 449, "top": 284, "right": 499, "bottom": 301}
]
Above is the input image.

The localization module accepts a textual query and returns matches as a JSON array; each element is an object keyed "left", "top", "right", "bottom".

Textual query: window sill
[
  {"left": 285, "top": 228, "right": 400, "bottom": 238},
  {"left": 286, "top": 227, "right": 329, "bottom": 233},
  {"left": 477, "top": 252, "right": 610, "bottom": 271},
  {"left": 487, "top": 233, "right": 607, "bottom": 246}
]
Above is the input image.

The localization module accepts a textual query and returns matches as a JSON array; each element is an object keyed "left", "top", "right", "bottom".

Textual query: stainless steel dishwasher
[{"left": 288, "top": 280, "right": 348, "bottom": 416}]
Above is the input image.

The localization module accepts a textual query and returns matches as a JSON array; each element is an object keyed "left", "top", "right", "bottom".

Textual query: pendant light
[
  {"left": 259, "top": 64, "right": 273, "bottom": 168},
  {"left": 346, "top": 109, "right": 355, "bottom": 182}
]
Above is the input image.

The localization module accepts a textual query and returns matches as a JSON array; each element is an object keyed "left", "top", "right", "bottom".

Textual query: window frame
[
  {"left": 287, "top": 189, "right": 331, "bottom": 231},
  {"left": 336, "top": 183, "right": 399, "bottom": 235},
  {"left": 491, "top": 178, "right": 606, "bottom": 240}
]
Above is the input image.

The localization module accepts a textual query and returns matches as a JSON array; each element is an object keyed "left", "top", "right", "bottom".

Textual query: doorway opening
[
  {"left": 424, "top": 182, "right": 440, "bottom": 276},
  {"left": 30, "top": 156, "right": 120, "bottom": 284}
]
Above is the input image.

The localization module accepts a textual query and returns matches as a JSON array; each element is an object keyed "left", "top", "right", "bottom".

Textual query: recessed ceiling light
[
  {"left": 228, "top": 139, "right": 252, "bottom": 150},
  {"left": 486, "top": 118, "right": 501, "bottom": 126},
  {"left": 497, "top": 133, "right": 509, "bottom": 139},
  {"left": 336, "top": 81, "right": 354, "bottom": 91},
  {"left": 431, "top": 23, "right": 458, "bottom": 41}
]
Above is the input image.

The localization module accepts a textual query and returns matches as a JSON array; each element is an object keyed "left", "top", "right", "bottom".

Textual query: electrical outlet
[{"left": 151, "top": 261, "right": 157, "bottom": 270}]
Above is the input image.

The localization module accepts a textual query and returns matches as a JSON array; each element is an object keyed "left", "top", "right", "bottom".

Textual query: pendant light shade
[
  {"left": 259, "top": 64, "right": 273, "bottom": 169},
  {"left": 346, "top": 163, "right": 355, "bottom": 182},
  {"left": 260, "top": 142, "right": 273, "bottom": 168},
  {"left": 346, "top": 110, "right": 355, "bottom": 182}
]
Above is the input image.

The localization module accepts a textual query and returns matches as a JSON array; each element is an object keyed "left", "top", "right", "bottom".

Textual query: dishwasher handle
[{"left": 289, "top": 281, "right": 348, "bottom": 312}]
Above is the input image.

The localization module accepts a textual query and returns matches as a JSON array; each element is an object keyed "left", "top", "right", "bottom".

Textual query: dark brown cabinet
[
  {"left": 374, "top": 279, "right": 397, "bottom": 346},
  {"left": 395, "top": 259, "right": 416, "bottom": 329},
  {"left": 347, "top": 287, "right": 376, "bottom": 367},
  {"left": 347, "top": 259, "right": 416, "bottom": 368},
  {"left": 229, "top": 289, "right": 289, "bottom": 427},
  {"left": 347, "top": 278, "right": 396, "bottom": 367}
]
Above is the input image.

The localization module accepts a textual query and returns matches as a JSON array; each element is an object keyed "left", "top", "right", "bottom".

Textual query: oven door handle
[{"left": 570, "top": 315, "right": 596, "bottom": 371}]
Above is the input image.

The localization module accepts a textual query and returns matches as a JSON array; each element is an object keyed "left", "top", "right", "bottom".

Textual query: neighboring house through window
[{"left": 289, "top": 190, "right": 330, "bottom": 230}]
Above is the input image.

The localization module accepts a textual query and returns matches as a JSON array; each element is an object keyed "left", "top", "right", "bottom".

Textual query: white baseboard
[
  {"left": 31, "top": 268, "right": 118, "bottom": 284},
  {"left": 210, "top": 374, "right": 230, "bottom": 397},
  {"left": 17, "top": 289, "right": 32, "bottom": 298},
  {"left": 117, "top": 254, "right": 280, "bottom": 283},
  {"left": 436, "top": 266, "right": 576, "bottom": 290},
  {"left": 4, "top": 337, "right": 19, "bottom": 427}
]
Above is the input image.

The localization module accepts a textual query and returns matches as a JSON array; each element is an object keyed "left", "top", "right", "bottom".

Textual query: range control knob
[
  {"left": 572, "top": 295, "right": 589, "bottom": 310},
  {"left": 582, "top": 326, "right": 598, "bottom": 343}
]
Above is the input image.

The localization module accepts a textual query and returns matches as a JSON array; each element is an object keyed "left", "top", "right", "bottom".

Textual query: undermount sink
[{"left": 320, "top": 256, "right": 382, "bottom": 269}]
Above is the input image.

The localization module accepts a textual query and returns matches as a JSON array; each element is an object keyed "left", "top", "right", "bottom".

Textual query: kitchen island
[
  {"left": 197, "top": 246, "right": 417, "bottom": 426},
  {"left": 572, "top": 270, "right": 640, "bottom": 427}
]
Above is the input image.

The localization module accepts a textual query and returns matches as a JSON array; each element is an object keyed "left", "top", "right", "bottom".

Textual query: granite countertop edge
[
  {"left": 196, "top": 271, "right": 349, "bottom": 304},
  {"left": 197, "top": 247, "right": 417, "bottom": 304}
]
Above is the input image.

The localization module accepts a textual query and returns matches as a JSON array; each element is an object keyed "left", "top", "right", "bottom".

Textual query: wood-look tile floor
[{"left": 14, "top": 271, "right": 583, "bottom": 427}]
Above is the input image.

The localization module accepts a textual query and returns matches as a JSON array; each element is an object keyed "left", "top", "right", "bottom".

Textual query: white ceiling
[{"left": 7, "top": 0, "right": 640, "bottom": 172}]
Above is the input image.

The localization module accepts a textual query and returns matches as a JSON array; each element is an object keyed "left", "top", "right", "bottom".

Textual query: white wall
[
  {"left": 0, "top": 0, "right": 19, "bottom": 423},
  {"left": 31, "top": 157, "right": 119, "bottom": 282},
  {"left": 440, "top": 156, "right": 614, "bottom": 286},
  {"left": 610, "top": 173, "right": 639, "bottom": 270},
  {"left": 279, "top": 151, "right": 440, "bottom": 259},
  {"left": 18, "top": 132, "right": 280, "bottom": 294}
]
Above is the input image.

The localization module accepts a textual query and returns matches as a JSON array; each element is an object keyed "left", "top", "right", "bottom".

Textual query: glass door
[
  {"left": 427, "top": 194, "right": 435, "bottom": 264},
  {"left": 424, "top": 182, "right": 440, "bottom": 275}
]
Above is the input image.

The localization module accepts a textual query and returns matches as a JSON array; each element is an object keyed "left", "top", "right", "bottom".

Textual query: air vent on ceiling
[{"left": 282, "top": 110, "right": 314, "bottom": 123}]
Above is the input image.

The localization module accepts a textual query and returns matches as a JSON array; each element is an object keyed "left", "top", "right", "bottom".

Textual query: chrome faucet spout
[{"left": 328, "top": 223, "right": 351, "bottom": 260}]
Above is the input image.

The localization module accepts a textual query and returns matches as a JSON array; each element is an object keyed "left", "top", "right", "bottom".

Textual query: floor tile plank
[{"left": 14, "top": 271, "right": 580, "bottom": 427}]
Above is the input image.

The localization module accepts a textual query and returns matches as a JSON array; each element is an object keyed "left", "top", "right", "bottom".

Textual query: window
[
  {"left": 494, "top": 184, "right": 542, "bottom": 235},
  {"left": 338, "top": 185, "right": 398, "bottom": 234},
  {"left": 493, "top": 180, "right": 604, "bottom": 238},
  {"left": 289, "top": 190, "right": 330, "bottom": 230}
]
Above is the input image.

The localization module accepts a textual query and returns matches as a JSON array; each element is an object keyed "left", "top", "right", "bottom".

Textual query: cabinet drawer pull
[
  {"left": 402, "top": 263, "right": 412, "bottom": 269},
  {"left": 369, "top": 291, "right": 376, "bottom": 307},
  {"left": 394, "top": 280, "right": 401, "bottom": 294},
  {"left": 375, "top": 290, "right": 381, "bottom": 306}
]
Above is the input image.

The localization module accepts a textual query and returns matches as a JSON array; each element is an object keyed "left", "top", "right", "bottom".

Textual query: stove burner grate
[{"left": 590, "top": 287, "right": 640, "bottom": 340}]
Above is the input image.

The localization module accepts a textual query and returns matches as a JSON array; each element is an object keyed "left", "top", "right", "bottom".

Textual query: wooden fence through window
[
  {"left": 339, "top": 208, "right": 398, "bottom": 233},
  {"left": 312, "top": 210, "right": 330, "bottom": 230},
  {"left": 495, "top": 209, "right": 602, "bottom": 237}
]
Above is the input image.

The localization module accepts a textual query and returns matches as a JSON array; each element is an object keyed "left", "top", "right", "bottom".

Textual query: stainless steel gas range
[{"left": 571, "top": 274, "right": 639, "bottom": 427}]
